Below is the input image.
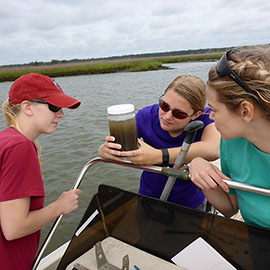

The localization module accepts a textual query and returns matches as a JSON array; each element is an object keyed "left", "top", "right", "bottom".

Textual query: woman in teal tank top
[{"left": 189, "top": 48, "right": 270, "bottom": 229}]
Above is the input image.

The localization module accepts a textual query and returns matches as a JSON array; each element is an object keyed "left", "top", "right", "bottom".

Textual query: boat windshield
[{"left": 58, "top": 184, "right": 270, "bottom": 270}]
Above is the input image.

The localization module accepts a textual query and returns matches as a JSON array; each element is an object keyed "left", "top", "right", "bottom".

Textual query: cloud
[{"left": 0, "top": 0, "right": 269, "bottom": 65}]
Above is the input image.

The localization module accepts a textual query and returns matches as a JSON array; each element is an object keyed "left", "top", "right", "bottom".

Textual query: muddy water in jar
[
  {"left": 109, "top": 117, "right": 138, "bottom": 151},
  {"left": 107, "top": 104, "right": 138, "bottom": 151}
]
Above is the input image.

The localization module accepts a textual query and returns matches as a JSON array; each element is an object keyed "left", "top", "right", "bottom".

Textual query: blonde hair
[
  {"left": 207, "top": 48, "right": 270, "bottom": 120},
  {"left": 2, "top": 100, "right": 42, "bottom": 166},
  {"left": 165, "top": 74, "right": 206, "bottom": 112}
]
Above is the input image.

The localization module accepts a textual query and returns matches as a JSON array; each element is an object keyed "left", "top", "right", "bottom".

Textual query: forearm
[
  {"left": 147, "top": 148, "right": 163, "bottom": 165},
  {"left": 203, "top": 188, "right": 238, "bottom": 217},
  {"left": 1, "top": 190, "right": 80, "bottom": 241},
  {"left": 167, "top": 141, "right": 219, "bottom": 164},
  {"left": 189, "top": 157, "right": 238, "bottom": 217},
  {"left": 168, "top": 123, "right": 220, "bottom": 164},
  {"left": 2, "top": 201, "right": 61, "bottom": 240},
  {"left": 22, "top": 201, "right": 62, "bottom": 236},
  {"left": 137, "top": 140, "right": 219, "bottom": 166},
  {"left": 184, "top": 141, "right": 219, "bottom": 163}
]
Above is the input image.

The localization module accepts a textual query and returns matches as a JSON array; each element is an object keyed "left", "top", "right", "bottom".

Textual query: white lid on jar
[{"left": 107, "top": 104, "right": 135, "bottom": 115}]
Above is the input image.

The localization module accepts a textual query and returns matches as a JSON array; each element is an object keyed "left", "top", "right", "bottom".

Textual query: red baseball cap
[{"left": 9, "top": 73, "right": 81, "bottom": 109}]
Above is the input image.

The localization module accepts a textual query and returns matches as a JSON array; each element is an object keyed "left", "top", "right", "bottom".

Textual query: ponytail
[{"left": 2, "top": 100, "right": 43, "bottom": 166}]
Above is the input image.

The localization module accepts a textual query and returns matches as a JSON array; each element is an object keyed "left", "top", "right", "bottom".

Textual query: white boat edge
[{"left": 37, "top": 241, "right": 70, "bottom": 270}]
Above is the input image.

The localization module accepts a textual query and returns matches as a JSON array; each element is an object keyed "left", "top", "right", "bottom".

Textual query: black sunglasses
[
  {"left": 31, "top": 99, "right": 62, "bottom": 112},
  {"left": 159, "top": 97, "right": 196, "bottom": 119},
  {"left": 216, "top": 50, "right": 259, "bottom": 103}
]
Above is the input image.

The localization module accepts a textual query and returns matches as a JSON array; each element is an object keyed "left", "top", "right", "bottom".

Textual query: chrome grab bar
[
  {"left": 32, "top": 157, "right": 270, "bottom": 269},
  {"left": 223, "top": 179, "right": 270, "bottom": 196}
]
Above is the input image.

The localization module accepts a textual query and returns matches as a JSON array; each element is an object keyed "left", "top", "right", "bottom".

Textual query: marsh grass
[{"left": 0, "top": 54, "right": 222, "bottom": 82}]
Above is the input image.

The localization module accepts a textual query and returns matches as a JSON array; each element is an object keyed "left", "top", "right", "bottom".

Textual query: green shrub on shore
[
  {"left": 0, "top": 60, "right": 165, "bottom": 82},
  {"left": 0, "top": 54, "right": 221, "bottom": 82}
]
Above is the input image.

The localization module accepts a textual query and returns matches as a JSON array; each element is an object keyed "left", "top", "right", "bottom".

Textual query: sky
[{"left": 0, "top": 0, "right": 270, "bottom": 66}]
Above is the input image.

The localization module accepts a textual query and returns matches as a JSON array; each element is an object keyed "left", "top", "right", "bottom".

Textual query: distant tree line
[{"left": 1, "top": 44, "right": 268, "bottom": 68}]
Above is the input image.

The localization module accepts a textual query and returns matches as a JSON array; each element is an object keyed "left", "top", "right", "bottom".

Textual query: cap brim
[{"left": 43, "top": 92, "right": 81, "bottom": 109}]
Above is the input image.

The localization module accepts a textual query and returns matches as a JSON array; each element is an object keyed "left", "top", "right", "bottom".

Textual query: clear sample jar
[{"left": 107, "top": 104, "right": 138, "bottom": 151}]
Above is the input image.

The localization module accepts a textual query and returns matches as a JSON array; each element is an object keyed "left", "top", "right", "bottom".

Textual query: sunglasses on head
[
  {"left": 216, "top": 50, "right": 259, "bottom": 103},
  {"left": 159, "top": 97, "right": 196, "bottom": 119},
  {"left": 31, "top": 99, "right": 62, "bottom": 112}
]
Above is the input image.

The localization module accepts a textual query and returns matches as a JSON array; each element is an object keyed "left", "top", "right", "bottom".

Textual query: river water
[{"left": 0, "top": 61, "right": 216, "bottom": 255}]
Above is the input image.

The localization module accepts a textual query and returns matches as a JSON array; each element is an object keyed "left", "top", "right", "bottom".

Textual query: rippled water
[{"left": 0, "top": 61, "right": 216, "bottom": 255}]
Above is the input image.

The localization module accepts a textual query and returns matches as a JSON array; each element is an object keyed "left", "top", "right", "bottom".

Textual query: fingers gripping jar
[{"left": 107, "top": 104, "right": 139, "bottom": 151}]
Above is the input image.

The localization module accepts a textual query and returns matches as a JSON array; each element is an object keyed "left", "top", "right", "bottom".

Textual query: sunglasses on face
[
  {"left": 31, "top": 99, "right": 62, "bottom": 112},
  {"left": 216, "top": 50, "right": 259, "bottom": 103},
  {"left": 159, "top": 97, "right": 196, "bottom": 119}
]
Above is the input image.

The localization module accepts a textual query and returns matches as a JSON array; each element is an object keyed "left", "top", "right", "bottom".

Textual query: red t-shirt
[{"left": 0, "top": 127, "right": 45, "bottom": 270}]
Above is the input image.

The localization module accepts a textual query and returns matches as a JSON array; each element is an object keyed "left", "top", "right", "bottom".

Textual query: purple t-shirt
[{"left": 136, "top": 104, "right": 214, "bottom": 208}]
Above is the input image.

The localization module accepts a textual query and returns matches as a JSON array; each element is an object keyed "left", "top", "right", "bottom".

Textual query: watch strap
[{"left": 161, "top": 148, "right": 169, "bottom": 167}]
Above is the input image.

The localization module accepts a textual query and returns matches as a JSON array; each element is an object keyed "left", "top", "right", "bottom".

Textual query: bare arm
[
  {"left": 0, "top": 189, "right": 81, "bottom": 241},
  {"left": 189, "top": 157, "right": 239, "bottom": 217},
  {"left": 162, "top": 122, "right": 220, "bottom": 164},
  {"left": 99, "top": 123, "right": 220, "bottom": 165}
]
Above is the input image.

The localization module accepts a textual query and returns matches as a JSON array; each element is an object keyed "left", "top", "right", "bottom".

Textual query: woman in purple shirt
[{"left": 99, "top": 75, "right": 220, "bottom": 209}]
